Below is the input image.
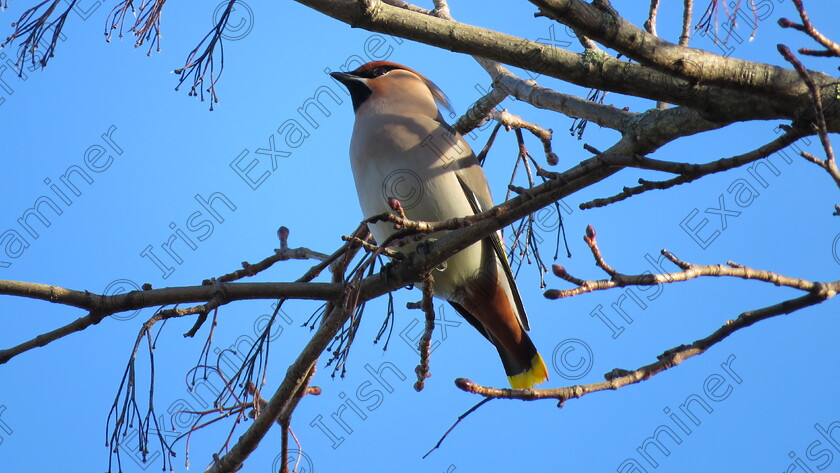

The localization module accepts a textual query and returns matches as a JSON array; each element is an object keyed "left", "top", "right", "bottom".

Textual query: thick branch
[
  {"left": 0, "top": 280, "right": 339, "bottom": 364},
  {"left": 483, "top": 61, "right": 635, "bottom": 132},
  {"left": 294, "top": 0, "right": 832, "bottom": 128},
  {"left": 207, "top": 300, "right": 349, "bottom": 472},
  {"left": 530, "top": 0, "right": 819, "bottom": 103},
  {"left": 453, "top": 86, "right": 508, "bottom": 135},
  {"left": 206, "top": 234, "right": 366, "bottom": 473},
  {"left": 0, "top": 280, "right": 338, "bottom": 313}
]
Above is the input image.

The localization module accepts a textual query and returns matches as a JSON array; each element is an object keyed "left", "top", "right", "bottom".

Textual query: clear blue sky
[{"left": 1, "top": 1, "right": 838, "bottom": 472}]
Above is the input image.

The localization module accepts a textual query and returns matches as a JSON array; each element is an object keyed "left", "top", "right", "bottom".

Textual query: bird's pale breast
[{"left": 349, "top": 112, "right": 486, "bottom": 298}]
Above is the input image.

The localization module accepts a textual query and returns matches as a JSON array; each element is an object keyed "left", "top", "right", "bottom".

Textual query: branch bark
[{"left": 294, "top": 0, "right": 840, "bottom": 130}]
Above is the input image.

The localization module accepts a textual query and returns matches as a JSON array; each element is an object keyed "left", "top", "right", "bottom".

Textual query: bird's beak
[
  {"left": 331, "top": 71, "right": 370, "bottom": 112},
  {"left": 330, "top": 71, "right": 360, "bottom": 85}
]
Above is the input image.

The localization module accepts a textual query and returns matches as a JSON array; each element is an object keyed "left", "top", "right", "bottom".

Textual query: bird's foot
[
  {"left": 416, "top": 238, "right": 437, "bottom": 255},
  {"left": 415, "top": 238, "right": 447, "bottom": 271}
]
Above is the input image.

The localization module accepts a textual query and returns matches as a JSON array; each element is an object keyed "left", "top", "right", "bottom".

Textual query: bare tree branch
[
  {"left": 545, "top": 225, "right": 830, "bottom": 299},
  {"left": 455, "top": 228, "right": 838, "bottom": 404},
  {"left": 206, "top": 235, "right": 365, "bottom": 473},
  {"left": 172, "top": 0, "right": 238, "bottom": 110},
  {"left": 530, "top": 0, "right": 811, "bottom": 103},
  {"left": 409, "top": 275, "right": 435, "bottom": 391},
  {"left": 213, "top": 226, "right": 330, "bottom": 283},
  {"left": 778, "top": 0, "right": 840, "bottom": 57},
  {"left": 644, "top": 0, "right": 661, "bottom": 37},
  {"left": 105, "top": 0, "right": 166, "bottom": 55},
  {"left": 1, "top": 0, "right": 77, "bottom": 72},
  {"left": 0, "top": 280, "right": 338, "bottom": 365},
  {"left": 488, "top": 109, "right": 558, "bottom": 165},
  {"left": 456, "top": 290, "right": 831, "bottom": 403},
  {"left": 580, "top": 125, "right": 808, "bottom": 209},
  {"left": 0, "top": 308, "right": 109, "bottom": 365},
  {"left": 293, "top": 0, "right": 832, "bottom": 128},
  {"left": 777, "top": 45, "right": 839, "bottom": 188},
  {"left": 453, "top": 86, "right": 508, "bottom": 135},
  {"left": 679, "top": 0, "right": 693, "bottom": 47},
  {"left": 475, "top": 47, "right": 635, "bottom": 133},
  {"left": 1, "top": 1, "right": 837, "bottom": 471}
]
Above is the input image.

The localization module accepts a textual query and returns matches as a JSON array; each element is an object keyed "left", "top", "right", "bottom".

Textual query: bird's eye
[{"left": 372, "top": 67, "right": 390, "bottom": 77}]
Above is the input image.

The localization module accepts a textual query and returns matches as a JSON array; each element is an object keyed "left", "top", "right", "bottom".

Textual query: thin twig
[
  {"left": 422, "top": 398, "right": 492, "bottom": 458},
  {"left": 412, "top": 275, "right": 435, "bottom": 391},
  {"left": 214, "top": 226, "right": 330, "bottom": 283},
  {"left": 457, "top": 291, "right": 832, "bottom": 403},
  {"left": 581, "top": 126, "right": 808, "bottom": 208},
  {"left": 545, "top": 227, "right": 830, "bottom": 299},
  {"left": 778, "top": 0, "right": 840, "bottom": 57},
  {"left": 680, "top": 0, "right": 694, "bottom": 47},
  {"left": 173, "top": 0, "right": 237, "bottom": 109},
  {"left": 777, "top": 45, "right": 838, "bottom": 188},
  {"left": 489, "top": 109, "right": 558, "bottom": 165},
  {"left": 105, "top": 0, "right": 166, "bottom": 55},
  {"left": 644, "top": 0, "right": 661, "bottom": 38},
  {"left": 1, "top": 0, "right": 77, "bottom": 73}
]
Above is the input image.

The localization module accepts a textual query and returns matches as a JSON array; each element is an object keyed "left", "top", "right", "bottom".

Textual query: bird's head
[{"left": 330, "top": 61, "right": 453, "bottom": 119}]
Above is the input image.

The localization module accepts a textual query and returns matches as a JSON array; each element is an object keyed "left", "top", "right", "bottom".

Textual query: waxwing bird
[{"left": 331, "top": 61, "right": 548, "bottom": 389}]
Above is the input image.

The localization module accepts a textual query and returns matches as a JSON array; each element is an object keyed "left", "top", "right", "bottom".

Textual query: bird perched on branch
[{"left": 331, "top": 61, "right": 547, "bottom": 389}]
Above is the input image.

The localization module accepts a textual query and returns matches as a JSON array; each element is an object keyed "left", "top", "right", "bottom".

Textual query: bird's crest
[{"left": 351, "top": 61, "right": 453, "bottom": 113}]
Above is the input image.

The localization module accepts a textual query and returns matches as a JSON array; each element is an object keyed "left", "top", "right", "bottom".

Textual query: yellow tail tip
[{"left": 507, "top": 352, "right": 549, "bottom": 389}]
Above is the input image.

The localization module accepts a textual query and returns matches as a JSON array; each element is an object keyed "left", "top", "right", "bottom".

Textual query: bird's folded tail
[
  {"left": 491, "top": 332, "right": 549, "bottom": 389},
  {"left": 508, "top": 353, "right": 549, "bottom": 390},
  {"left": 448, "top": 283, "right": 549, "bottom": 389}
]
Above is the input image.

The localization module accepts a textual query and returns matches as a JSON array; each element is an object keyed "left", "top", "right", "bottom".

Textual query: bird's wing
[{"left": 453, "top": 144, "right": 531, "bottom": 331}]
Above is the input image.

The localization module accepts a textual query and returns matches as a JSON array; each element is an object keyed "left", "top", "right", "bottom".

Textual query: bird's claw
[
  {"left": 416, "top": 238, "right": 447, "bottom": 271},
  {"left": 416, "top": 238, "right": 436, "bottom": 255}
]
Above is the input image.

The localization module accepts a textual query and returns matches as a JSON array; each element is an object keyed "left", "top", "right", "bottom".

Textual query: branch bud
[
  {"left": 389, "top": 197, "right": 403, "bottom": 212},
  {"left": 277, "top": 226, "right": 290, "bottom": 249},
  {"left": 544, "top": 289, "right": 562, "bottom": 299},
  {"left": 454, "top": 378, "right": 477, "bottom": 392}
]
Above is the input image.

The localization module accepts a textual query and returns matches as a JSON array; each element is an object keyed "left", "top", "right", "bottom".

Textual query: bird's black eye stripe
[{"left": 357, "top": 65, "right": 395, "bottom": 79}]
